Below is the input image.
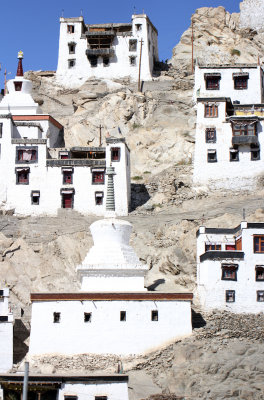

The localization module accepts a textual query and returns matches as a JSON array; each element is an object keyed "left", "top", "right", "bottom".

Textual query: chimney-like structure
[{"left": 16, "top": 51, "right": 24, "bottom": 77}]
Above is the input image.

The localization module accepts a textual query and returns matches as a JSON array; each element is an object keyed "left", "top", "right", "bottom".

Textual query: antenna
[
  {"left": 61, "top": 9, "right": 64, "bottom": 17},
  {"left": 81, "top": 9, "right": 83, "bottom": 16},
  {"left": 242, "top": 208, "right": 246, "bottom": 220},
  {"left": 133, "top": 6, "right": 136, "bottom": 14}
]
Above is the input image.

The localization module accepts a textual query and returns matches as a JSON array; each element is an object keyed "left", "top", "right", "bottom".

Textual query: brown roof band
[
  {"left": 31, "top": 292, "right": 193, "bottom": 301},
  {"left": 12, "top": 115, "right": 63, "bottom": 130}
]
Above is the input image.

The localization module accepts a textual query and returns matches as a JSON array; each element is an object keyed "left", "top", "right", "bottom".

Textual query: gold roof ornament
[{"left": 17, "top": 50, "right": 24, "bottom": 59}]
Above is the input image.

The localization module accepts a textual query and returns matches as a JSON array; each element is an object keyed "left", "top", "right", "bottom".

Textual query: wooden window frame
[
  {"left": 207, "top": 150, "right": 217, "bottom": 163},
  {"left": 254, "top": 235, "right": 264, "bottom": 253},
  {"left": 257, "top": 290, "right": 264, "bottom": 302},
  {"left": 256, "top": 266, "right": 264, "bottom": 281},
  {"left": 111, "top": 147, "right": 120, "bottom": 162},
  {"left": 67, "top": 25, "right": 75, "bottom": 34},
  {"left": 61, "top": 189, "right": 75, "bottom": 209},
  {"left": 92, "top": 171, "right": 105, "bottom": 185},
  {"left": 205, "top": 76, "right": 220, "bottom": 90},
  {"left": 16, "top": 146, "right": 38, "bottom": 163},
  {"left": 204, "top": 104, "right": 218, "bottom": 118},
  {"left": 232, "top": 123, "right": 256, "bottom": 137},
  {"left": 59, "top": 151, "right": 69, "bottom": 160},
  {"left": 225, "top": 290, "right": 235, "bottom": 303},
  {"left": 205, "top": 244, "right": 221, "bottom": 251},
  {"left": 16, "top": 168, "right": 30, "bottom": 185},
  {"left": 63, "top": 171, "right": 73, "bottom": 185},
  {"left": 205, "top": 128, "right": 216, "bottom": 143},
  {"left": 95, "top": 191, "right": 104, "bottom": 205},
  {"left": 151, "top": 310, "right": 158, "bottom": 321},
  {"left": 234, "top": 76, "right": 248, "bottom": 90},
  {"left": 221, "top": 264, "right": 238, "bottom": 281},
  {"left": 31, "top": 191, "right": 40, "bottom": 205}
]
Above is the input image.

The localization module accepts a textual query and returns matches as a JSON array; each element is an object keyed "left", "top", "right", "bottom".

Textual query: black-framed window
[
  {"left": 68, "top": 42, "right": 76, "bottom": 54},
  {"left": 129, "top": 39, "right": 137, "bottom": 51},
  {"left": 256, "top": 266, "right": 264, "bottom": 281},
  {"left": 120, "top": 311, "right": 126, "bottom": 321},
  {"left": 205, "top": 128, "right": 216, "bottom": 143},
  {"left": 234, "top": 76, "right": 248, "bottom": 90},
  {"left": 111, "top": 147, "right": 120, "bottom": 162},
  {"left": 0, "top": 123, "right": 2, "bottom": 138},
  {"left": 151, "top": 310, "right": 158, "bottom": 321},
  {"left": 89, "top": 56, "right": 98, "bottom": 67},
  {"left": 84, "top": 312, "right": 92, "bottom": 322},
  {"left": 230, "top": 149, "right": 239, "bottom": 162},
  {"left": 251, "top": 147, "right": 260, "bottom": 161},
  {"left": 92, "top": 170, "right": 105, "bottom": 184},
  {"left": 95, "top": 191, "right": 104, "bottom": 205},
  {"left": 221, "top": 264, "right": 238, "bottom": 281},
  {"left": 53, "top": 312, "right": 61, "bottom": 323},
  {"left": 67, "top": 25, "right": 75, "bottom": 33},
  {"left": 16, "top": 168, "right": 30, "bottom": 185},
  {"left": 207, "top": 150, "right": 217, "bottom": 163},
  {"left": 257, "top": 291, "right": 264, "bottom": 302},
  {"left": 95, "top": 397, "right": 107, "bottom": 400},
  {"left": 129, "top": 56, "right": 136, "bottom": 66},
  {"left": 16, "top": 146, "right": 38, "bottom": 163},
  {"left": 254, "top": 235, "right": 264, "bottom": 253},
  {"left": 205, "top": 76, "right": 221, "bottom": 90},
  {"left": 68, "top": 59, "right": 76, "bottom": 69},
  {"left": 31, "top": 191, "right": 40, "bottom": 205},
  {"left": 59, "top": 151, "right": 69, "bottom": 159},
  {"left": 63, "top": 170, "right": 73, "bottom": 184},
  {"left": 226, "top": 290, "right": 235, "bottom": 303},
  {"left": 103, "top": 57, "right": 110, "bottom": 67},
  {"left": 64, "top": 396, "right": 77, "bottom": 400}
]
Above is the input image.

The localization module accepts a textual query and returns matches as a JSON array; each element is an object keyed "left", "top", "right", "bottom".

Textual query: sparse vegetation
[
  {"left": 230, "top": 48, "right": 241, "bottom": 56},
  {"left": 132, "top": 122, "right": 142, "bottom": 130},
  {"left": 143, "top": 171, "right": 151, "bottom": 174},
  {"left": 131, "top": 176, "right": 143, "bottom": 181}
]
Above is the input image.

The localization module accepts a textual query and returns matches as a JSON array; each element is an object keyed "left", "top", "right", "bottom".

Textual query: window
[
  {"left": 234, "top": 76, "right": 248, "bottom": 90},
  {"left": 136, "top": 24, "right": 142, "bottom": 31},
  {"left": 120, "top": 311, "right": 126, "bottom": 321},
  {"left": 68, "top": 43, "right": 76, "bottom": 54},
  {"left": 256, "top": 266, "right": 264, "bottom": 281},
  {"left": 205, "top": 75, "right": 221, "bottom": 90},
  {"left": 92, "top": 170, "right": 105, "bottom": 184},
  {"left": 63, "top": 170, "right": 73, "bottom": 184},
  {"left": 65, "top": 396, "right": 77, "bottom": 400},
  {"left": 62, "top": 193, "right": 73, "bottom": 209},
  {"left": 68, "top": 59, "right": 76, "bottom": 69},
  {"left": 232, "top": 123, "right": 256, "bottom": 136},
  {"left": 31, "top": 191, "right": 40, "bottom": 205},
  {"left": 0, "top": 316, "right": 8, "bottom": 322},
  {"left": 230, "top": 149, "right": 239, "bottom": 162},
  {"left": 89, "top": 56, "right": 98, "bottom": 67},
  {"left": 0, "top": 123, "right": 2, "bottom": 138},
  {"left": 16, "top": 168, "right": 30, "bottom": 185},
  {"left": 103, "top": 57, "right": 110, "bottom": 67},
  {"left": 222, "top": 264, "right": 238, "bottom": 281},
  {"left": 84, "top": 312, "right": 92, "bottom": 322},
  {"left": 251, "top": 147, "right": 260, "bottom": 161},
  {"left": 59, "top": 151, "right": 69, "bottom": 159},
  {"left": 225, "top": 244, "right": 236, "bottom": 250},
  {"left": 226, "top": 290, "right": 235, "bottom": 303},
  {"left": 204, "top": 104, "right": 218, "bottom": 118},
  {"left": 257, "top": 291, "right": 264, "bottom": 302},
  {"left": 111, "top": 147, "right": 120, "bottom": 162},
  {"left": 254, "top": 235, "right": 264, "bottom": 253},
  {"left": 95, "top": 192, "right": 104, "bottom": 205},
  {"left": 14, "top": 81, "right": 22, "bottom": 91},
  {"left": 205, "top": 244, "right": 221, "bottom": 251},
  {"left": 151, "top": 310, "right": 158, "bottom": 321},
  {"left": 95, "top": 397, "right": 107, "bottom": 400},
  {"left": 53, "top": 312, "right": 61, "bottom": 323},
  {"left": 236, "top": 237, "right": 242, "bottom": 250},
  {"left": 130, "top": 56, "right": 136, "bottom": 66},
  {"left": 67, "top": 25, "right": 75, "bottom": 33},
  {"left": 17, "top": 148, "right": 37, "bottom": 162},
  {"left": 207, "top": 149, "right": 217, "bottom": 163},
  {"left": 205, "top": 128, "right": 216, "bottom": 143},
  {"left": 129, "top": 39, "right": 137, "bottom": 51}
]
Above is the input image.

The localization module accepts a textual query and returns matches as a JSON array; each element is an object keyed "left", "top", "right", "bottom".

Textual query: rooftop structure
[
  {"left": 197, "top": 221, "right": 264, "bottom": 313},
  {"left": 56, "top": 14, "right": 159, "bottom": 87}
]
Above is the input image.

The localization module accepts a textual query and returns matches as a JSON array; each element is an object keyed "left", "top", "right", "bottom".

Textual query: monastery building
[
  {"left": 193, "top": 63, "right": 264, "bottom": 190},
  {"left": 0, "top": 289, "right": 13, "bottom": 373},
  {"left": 197, "top": 221, "right": 264, "bottom": 313},
  {"left": 0, "top": 52, "right": 130, "bottom": 217},
  {"left": 56, "top": 14, "right": 159, "bottom": 87}
]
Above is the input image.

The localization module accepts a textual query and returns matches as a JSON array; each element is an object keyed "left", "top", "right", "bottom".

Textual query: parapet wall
[{"left": 240, "top": 0, "right": 264, "bottom": 30}]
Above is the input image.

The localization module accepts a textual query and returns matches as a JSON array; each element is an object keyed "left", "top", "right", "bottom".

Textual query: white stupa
[
  {"left": 77, "top": 165, "right": 148, "bottom": 291},
  {"left": 0, "top": 51, "right": 41, "bottom": 115}
]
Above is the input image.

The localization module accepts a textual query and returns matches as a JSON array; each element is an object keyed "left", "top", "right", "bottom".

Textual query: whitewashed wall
[
  {"left": 197, "top": 225, "right": 264, "bottom": 313},
  {"left": 29, "top": 299, "right": 192, "bottom": 356},
  {"left": 58, "top": 382, "right": 129, "bottom": 400},
  {"left": 194, "top": 65, "right": 263, "bottom": 104},
  {"left": 0, "top": 288, "right": 13, "bottom": 373}
]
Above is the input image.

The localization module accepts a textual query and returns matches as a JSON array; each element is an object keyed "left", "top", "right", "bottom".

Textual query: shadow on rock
[
  {"left": 13, "top": 319, "right": 30, "bottom": 364},
  {"left": 131, "top": 183, "right": 150, "bottom": 211},
  {"left": 147, "top": 279, "right": 166, "bottom": 291},
  {"left": 192, "top": 309, "right": 207, "bottom": 329}
]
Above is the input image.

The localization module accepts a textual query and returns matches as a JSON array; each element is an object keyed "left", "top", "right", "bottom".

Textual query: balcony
[
  {"left": 86, "top": 48, "right": 115, "bottom": 57},
  {"left": 232, "top": 136, "right": 259, "bottom": 146},
  {"left": 85, "top": 30, "right": 115, "bottom": 37},
  {"left": 46, "top": 159, "right": 106, "bottom": 167},
  {"left": 200, "top": 251, "right": 244, "bottom": 262}
]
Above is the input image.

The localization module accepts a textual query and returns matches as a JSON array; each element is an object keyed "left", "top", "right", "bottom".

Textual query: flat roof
[
  {"left": 196, "top": 222, "right": 264, "bottom": 237},
  {"left": 197, "top": 97, "right": 232, "bottom": 103},
  {"left": 197, "top": 64, "right": 259, "bottom": 69},
  {"left": 0, "top": 374, "right": 128, "bottom": 383},
  {"left": 12, "top": 115, "right": 63, "bottom": 130},
  {"left": 31, "top": 292, "right": 193, "bottom": 301}
]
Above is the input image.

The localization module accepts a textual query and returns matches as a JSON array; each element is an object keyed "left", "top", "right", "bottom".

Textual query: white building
[
  {"left": 193, "top": 64, "right": 264, "bottom": 189},
  {"left": 197, "top": 221, "right": 264, "bottom": 313},
  {"left": 0, "top": 289, "right": 13, "bottom": 372},
  {"left": 29, "top": 216, "right": 193, "bottom": 356},
  {"left": 56, "top": 14, "right": 159, "bottom": 87},
  {"left": 0, "top": 374, "right": 129, "bottom": 400},
  {"left": 0, "top": 52, "right": 130, "bottom": 216}
]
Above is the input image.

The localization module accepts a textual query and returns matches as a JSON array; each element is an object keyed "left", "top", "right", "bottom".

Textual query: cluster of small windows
[
  {"left": 53, "top": 310, "right": 159, "bottom": 323},
  {"left": 226, "top": 290, "right": 264, "bottom": 303},
  {"left": 204, "top": 74, "right": 249, "bottom": 90},
  {"left": 206, "top": 148, "right": 260, "bottom": 163},
  {"left": 221, "top": 263, "right": 264, "bottom": 283}
]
